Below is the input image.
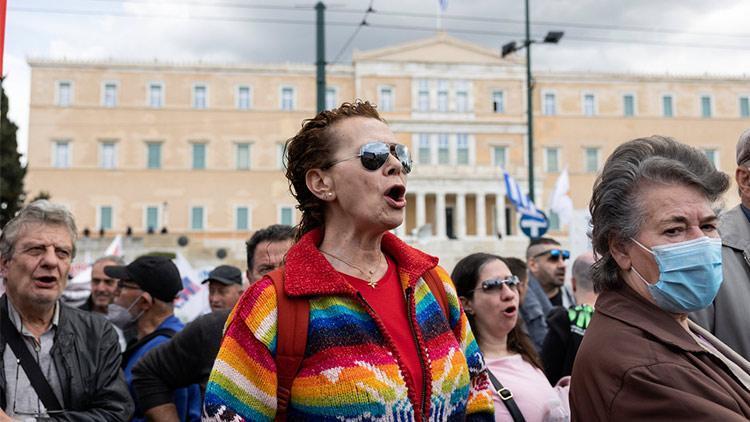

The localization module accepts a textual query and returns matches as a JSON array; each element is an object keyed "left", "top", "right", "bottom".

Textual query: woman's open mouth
[
  {"left": 502, "top": 305, "right": 517, "bottom": 318},
  {"left": 384, "top": 185, "right": 407, "bottom": 209}
]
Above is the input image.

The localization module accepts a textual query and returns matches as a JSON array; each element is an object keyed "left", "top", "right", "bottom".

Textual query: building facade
[{"left": 26, "top": 34, "right": 750, "bottom": 267}]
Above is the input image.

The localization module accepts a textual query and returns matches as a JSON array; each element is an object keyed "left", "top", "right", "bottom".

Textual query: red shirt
[{"left": 341, "top": 256, "right": 425, "bottom": 407}]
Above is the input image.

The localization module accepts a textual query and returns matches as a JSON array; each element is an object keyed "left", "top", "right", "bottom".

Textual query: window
[
  {"left": 418, "top": 134, "right": 431, "bottom": 164},
  {"left": 57, "top": 81, "right": 72, "bottom": 107},
  {"left": 493, "top": 146, "right": 508, "bottom": 168},
  {"left": 623, "top": 94, "right": 635, "bottom": 117},
  {"left": 741, "top": 96, "right": 750, "bottom": 118},
  {"left": 379, "top": 86, "right": 394, "bottom": 112},
  {"left": 103, "top": 82, "right": 117, "bottom": 107},
  {"left": 193, "top": 85, "right": 207, "bottom": 109},
  {"left": 276, "top": 143, "right": 287, "bottom": 169},
  {"left": 145, "top": 206, "right": 159, "bottom": 231},
  {"left": 280, "top": 206, "right": 294, "bottom": 226},
  {"left": 192, "top": 143, "right": 206, "bottom": 169},
  {"left": 100, "top": 141, "right": 116, "bottom": 169},
  {"left": 236, "top": 207, "right": 250, "bottom": 230},
  {"left": 701, "top": 95, "right": 712, "bottom": 118},
  {"left": 190, "top": 206, "right": 205, "bottom": 230},
  {"left": 548, "top": 211, "right": 560, "bottom": 231},
  {"left": 456, "top": 134, "right": 469, "bottom": 165},
  {"left": 53, "top": 141, "right": 70, "bottom": 168},
  {"left": 146, "top": 142, "right": 162, "bottom": 169},
  {"left": 281, "top": 87, "right": 295, "bottom": 110},
  {"left": 702, "top": 148, "right": 719, "bottom": 168},
  {"left": 437, "top": 80, "right": 449, "bottom": 112},
  {"left": 543, "top": 92, "right": 556, "bottom": 115},
  {"left": 662, "top": 95, "right": 674, "bottom": 117},
  {"left": 418, "top": 80, "right": 430, "bottom": 112},
  {"left": 237, "top": 86, "right": 251, "bottom": 110},
  {"left": 325, "top": 87, "right": 337, "bottom": 110},
  {"left": 492, "top": 91, "right": 505, "bottom": 113},
  {"left": 456, "top": 81, "right": 469, "bottom": 112},
  {"left": 584, "top": 147, "right": 600, "bottom": 173},
  {"left": 149, "top": 83, "right": 163, "bottom": 108},
  {"left": 236, "top": 143, "right": 251, "bottom": 170},
  {"left": 583, "top": 94, "right": 595, "bottom": 116},
  {"left": 438, "top": 134, "right": 450, "bottom": 164},
  {"left": 99, "top": 206, "right": 113, "bottom": 230},
  {"left": 545, "top": 147, "right": 560, "bottom": 173}
]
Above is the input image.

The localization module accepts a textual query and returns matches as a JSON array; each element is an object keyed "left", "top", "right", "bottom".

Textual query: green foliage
[{"left": 0, "top": 78, "right": 26, "bottom": 227}]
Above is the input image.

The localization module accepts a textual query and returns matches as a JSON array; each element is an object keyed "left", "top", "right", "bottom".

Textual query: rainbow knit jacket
[{"left": 203, "top": 229, "right": 495, "bottom": 421}]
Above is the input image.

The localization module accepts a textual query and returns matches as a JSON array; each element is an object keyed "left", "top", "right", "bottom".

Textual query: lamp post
[{"left": 502, "top": 1, "right": 563, "bottom": 204}]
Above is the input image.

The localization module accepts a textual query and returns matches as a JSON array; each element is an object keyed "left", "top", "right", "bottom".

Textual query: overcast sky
[{"left": 4, "top": 0, "right": 750, "bottom": 157}]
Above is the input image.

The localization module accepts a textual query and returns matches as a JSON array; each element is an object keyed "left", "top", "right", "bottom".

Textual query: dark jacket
[
  {"left": 0, "top": 295, "right": 134, "bottom": 421},
  {"left": 570, "top": 286, "right": 750, "bottom": 421},
  {"left": 691, "top": 204, "right": 750, "bottom": 360},
  {"left": 541, "top": 304, "right": 593, "bottom": 384},
  {"left": 132, "top": 308, "right": 230, "bottom": 411}
]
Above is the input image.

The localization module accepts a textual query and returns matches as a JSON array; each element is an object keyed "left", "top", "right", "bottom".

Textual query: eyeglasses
[
  {"left": 325, "top": 142, "right": 412, "bottom": 174},
  {"left": 117, "top": 280, "right": 141, "bottom": 290},
  {"left": 533, "top": 248, "right": 570, "bottom": 261},
  {"left": 472, "top": 275, "right": 520, "bottom": 293}
]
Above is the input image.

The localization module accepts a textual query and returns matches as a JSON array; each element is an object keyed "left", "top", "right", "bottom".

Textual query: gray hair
[
  {"left": 94, "top": 255, "right": 125, "bottom": 266},
  {"left": 0, "top": 200, "right": 78, "bottom": 260},
  {"left": 736, "top": 128, "right": 750, "bottom": 166},
  {"left": 572, "top": 251, "right": 596, "bottom": 293},
  {"left": 589, "top": 136, "right": 730, "bottom": 292}
]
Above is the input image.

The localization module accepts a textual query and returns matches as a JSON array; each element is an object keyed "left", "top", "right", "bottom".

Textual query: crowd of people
[{"left": 1, "top": 102, "right": 749, "bottom": 421}]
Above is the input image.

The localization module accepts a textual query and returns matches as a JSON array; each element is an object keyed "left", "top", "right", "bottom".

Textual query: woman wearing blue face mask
[{"left": 570, "top": 136, "right": 750, "bottom": 421}]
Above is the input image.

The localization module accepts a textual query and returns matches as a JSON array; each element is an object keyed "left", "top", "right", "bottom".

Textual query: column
[
  {"left": 476, "top": 193, "right": 486, "bottom": 237},
  {"left": 435, "top": 192, "right": 447, "bottom": 238},
  {"left": 416, "top": 191, "right": 426, "bottom": 230},
  {"left": 456, "top": 192, "right": 466, "bottom": 238},
  {"left": 495, "top": 195, "right": 506, "bottom": 237}
]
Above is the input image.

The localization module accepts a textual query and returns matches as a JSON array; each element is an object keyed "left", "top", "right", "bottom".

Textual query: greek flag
[
  {"left": 439, "top": 0, "right": 448, "bottom": 12},
  {"left": 502, "top": 169, "right": 541, "bottom": 217}
]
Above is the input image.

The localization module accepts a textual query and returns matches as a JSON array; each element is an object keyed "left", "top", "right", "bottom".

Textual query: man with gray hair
[
  {"left": 79, "top": 255, "right": 125, "bottom": 314},
  {"left": 0, "top": 200, "right": 133, "bottom": 420},
  {"left": 691, "top": 128, "right": 750, "bottom": 360},
  {"left": 541, "top": 251, "right": 598, "bottom": 384}
]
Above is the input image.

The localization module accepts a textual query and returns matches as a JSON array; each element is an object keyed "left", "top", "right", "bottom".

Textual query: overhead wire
[{"left": 330, "top": 0, "right": 374, "bottom": 65}]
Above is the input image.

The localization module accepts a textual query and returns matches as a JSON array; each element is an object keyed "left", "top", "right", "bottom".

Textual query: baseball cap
[
  {"left": 104, "top": 255, "right": 183, "bottom": 302},
  {"left": 202, "top": 265, "right": 242, "bottom": 286},
  {"left": 736, "top": 128, "right": 750, "bottom": 165}
]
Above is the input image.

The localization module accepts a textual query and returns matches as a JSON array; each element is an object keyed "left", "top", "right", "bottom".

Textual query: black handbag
[{"left": 486, "top": 369, "right": 526, "bottom": 422}]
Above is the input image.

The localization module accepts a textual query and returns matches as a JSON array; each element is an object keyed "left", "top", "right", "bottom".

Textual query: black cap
[
  {"left": 104, "top": 255, "right": 183, "bottom": 302},
  {"left": 201, "top": 265, "right": 242, "bottom": 286}
]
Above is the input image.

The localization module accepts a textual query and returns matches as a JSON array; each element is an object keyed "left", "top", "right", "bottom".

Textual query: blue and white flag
[
  {"left": 502, "top": 168, "right": 542, "bottom": 217},
  {"left": 439, "top": 0, "right": 448, "bottom": 12}
]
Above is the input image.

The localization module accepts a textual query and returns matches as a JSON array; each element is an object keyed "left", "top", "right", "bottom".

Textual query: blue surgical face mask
[{"left": 630, "top": 236, "right": 723, "bottom": 313}]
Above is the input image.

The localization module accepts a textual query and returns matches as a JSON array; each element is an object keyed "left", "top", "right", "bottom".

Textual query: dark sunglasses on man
[
  {"left": 533, "top": 248, "right": 570, "bottom": 261},
  {"left": 324, "top": 141, "right": 412, "bottom": 174},
  {"left": 472, "top": 275, "right": 520, "bottom": 293}
]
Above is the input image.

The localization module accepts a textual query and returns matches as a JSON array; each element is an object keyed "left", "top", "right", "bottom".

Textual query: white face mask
[{"left": 106, "top": 296, "right": 144, "bottom": 329}]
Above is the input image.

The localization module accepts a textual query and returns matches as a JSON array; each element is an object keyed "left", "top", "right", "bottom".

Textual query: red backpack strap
[
  {"left": 268, "top": 268, "right": 309, "bottom": 421},
  {"left": 423, "top": 267, "right": 451, "bottom": 322}
]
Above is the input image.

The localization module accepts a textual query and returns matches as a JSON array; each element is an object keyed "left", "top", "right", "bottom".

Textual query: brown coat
[{"left": 570, "top": 286, "right": 750, "bottom": 421}]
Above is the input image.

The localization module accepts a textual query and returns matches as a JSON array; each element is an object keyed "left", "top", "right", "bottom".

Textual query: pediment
[{"left": 353, "top": 33, "right": 518, "bottom": 65}]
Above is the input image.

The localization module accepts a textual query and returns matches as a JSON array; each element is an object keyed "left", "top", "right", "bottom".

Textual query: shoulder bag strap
[
  {"left": 423, "top": 267, "right": 450, "bottom": 321},
  {"left": 486, "top": 369, "right": 526, "bottom": 422},
  {"left": 0, "top": 306, "right": 63, "bottom": 411},
  {"left": 270, "top": 268, "right": 309, "bottom": 421},
  {"left": 121, "top": 327, "right": 177, "bottom": 367}
]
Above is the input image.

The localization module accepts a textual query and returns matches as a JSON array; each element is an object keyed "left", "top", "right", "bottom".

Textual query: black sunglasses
[
  {"left": 325, "top": 142, "right": 412, "bottom": 174},
  {"left": 533, "top": 248, "right": 570, "bottom": 261},
  {"left": 472, "top": 275, "right": 520, "bottom": 293}
]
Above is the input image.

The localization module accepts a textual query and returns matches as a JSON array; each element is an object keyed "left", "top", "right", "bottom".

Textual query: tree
[{"left": 0, "top": 77, "right": 27, "bottom": 227}]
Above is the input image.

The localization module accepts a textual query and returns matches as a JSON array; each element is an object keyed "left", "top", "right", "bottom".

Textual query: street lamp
[{"left": 501, "top": 3, "right": 563, "bottom": 205}]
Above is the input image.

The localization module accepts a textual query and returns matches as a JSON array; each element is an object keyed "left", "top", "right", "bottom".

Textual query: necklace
[{"left": 320, "top": 249, "right": 383, "bottom": 288}]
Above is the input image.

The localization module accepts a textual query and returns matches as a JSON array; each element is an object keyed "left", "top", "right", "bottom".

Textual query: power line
[
  {"left": 330, "top": 0, "right": 374, "bottom": 65},
  {"left": 9, "top": 6, "right": 750, "bottom": 52}
]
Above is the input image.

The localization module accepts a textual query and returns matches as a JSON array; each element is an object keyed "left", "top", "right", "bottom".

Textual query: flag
[
  {"left": 172, "top": 252, "right": 210, "bottom": 322},
  {"left": 502, "top": 168, "right": 541, "bottom": 217},
  {"left": 104, "top": 235, "right": 123, "bottom": 256},
  {"left": 548, "top": 166, "right": 574, "bottom": 227},
  {"left": 439, "top": 0, "right": 448, "bottom": 12}
]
